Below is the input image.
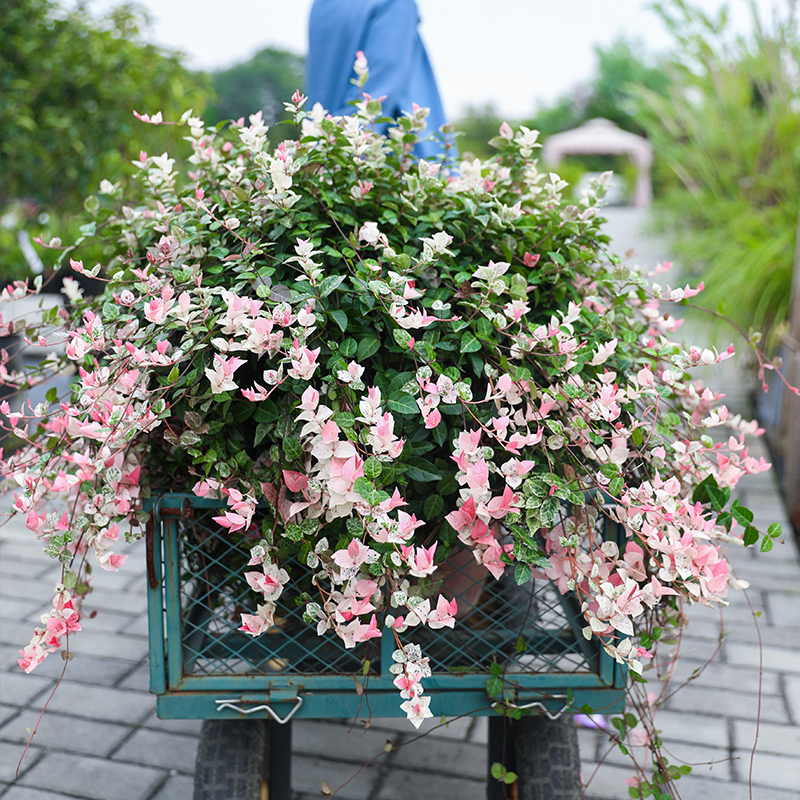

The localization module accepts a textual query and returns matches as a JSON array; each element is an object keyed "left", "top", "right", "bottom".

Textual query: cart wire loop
[
  {"left": 214, "top": 696, "right": 304, "bottom": 724},
  {"left": 491, "top": 697, "right": 569, "bottom": 721}
]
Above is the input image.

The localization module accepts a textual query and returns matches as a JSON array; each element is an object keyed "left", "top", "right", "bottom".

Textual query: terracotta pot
[{"left": 437, "top": 547, "right": 487, "bottom": 619}]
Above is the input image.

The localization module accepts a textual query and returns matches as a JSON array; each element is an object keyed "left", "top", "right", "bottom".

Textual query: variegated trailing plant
[{"left": 0, "top": 56, "right": 786, "bottom": 796}]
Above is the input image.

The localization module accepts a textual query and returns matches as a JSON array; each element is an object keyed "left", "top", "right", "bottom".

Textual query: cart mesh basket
[{"left": 146, "top": 494, "right": 627, "bottom": 721}]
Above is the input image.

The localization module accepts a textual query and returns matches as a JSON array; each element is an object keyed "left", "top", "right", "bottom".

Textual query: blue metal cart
[{"left": 146, "top": 493, "right": 627, "bottom": 799}]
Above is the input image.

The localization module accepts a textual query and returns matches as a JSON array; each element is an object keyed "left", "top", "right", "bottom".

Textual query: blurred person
[{"left": 306, "top": 0, "right": 455, "bottom": 161}]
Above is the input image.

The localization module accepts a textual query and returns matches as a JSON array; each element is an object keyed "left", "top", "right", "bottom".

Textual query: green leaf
[
  {"left": 760, "top": 536, "right": 774, "bottom": 552},
  {"left": 393, "top": 328, "right": 413, "bottom": 348},
  {"left": 102, "top": 301, "right": 120, "bottom": 323},
  {"left": 339, "top": 338, "right": 357, "bottom": 357},
  {"left": 691, "top": 474, "right": 718, "bottom": 505},
  {"left": 354, "top": 476, "right": 375, "bottom": 499},
  {"left": 357, "top": 335, "right": 381, "bottom": 361},
  {"left": 608, "top": 477, "right": 624, "bottom": 496},
  {"left": 83, "top": 194, "right": 100, "bottom": 216},
  {"left": 716, "top": 511, "right": 732, "bottom": 531},
  {"left": 282, "top": 437, "right": 303, "bottom": 460},
  {"left": 731, "top": 500, "right": 753, "bottom": 526},
  {"left": 319, "top": 275, "right": 345, "bottom": 297},
  {"left": 707, "top": 485, "right": 730, "bottom": 513},
  {"left": 486, "top": 677, "right": 503, "bottom": 697},
  {"left": 423, "top": 494, "right": 445, "bottom": 519},
  {"left": 742, "top": 524, "right": 759, "bottom": 547},
  {"left": 329, "top": 309, "right": 348, "bottom": 332},
  {"left": 364, "top": 457, "right": 382, "bottom": 479},
  {"left": 529, "top": 552, "right": 552, "bottom": 571},
  {"left": 346, "top": 518, "right": 364, "bottom": 536},
  {"left": 254, "top": 422, "right": 271, "bottom": 447},
  {"left": 284, "top": 523, "right": 303, "bottom": 541},
  {"left": 387, "top": 393, "right": 418, "bottom": 415},
  {"left": 600, "top": 462, "right": 620, "bottom": 479},
  {"left": 405, "top": 457, "right": 441, "bottom": 482},
  {"left": 514, "top": 562, "right": 532, "bottom": 585},
  {"left": 540, "top": 496, "right": 560, "bottom": 527},
  {"left": 334, "top": 412, "right": 355, "bottom": 428},
  {"left": 476, "top": 317, "right": 493, "bottom": 337},
  {"left": 415, "top": 341, "right": 436, "bottom": 361},
  {"left": 768, "top": 522, "right": 782, "bottom": 538},
  {"left": 167, "top": 365, "right": 180, "bottom": 383},
  {"left": 460, "top": 332, "right": 481, "bottom": 353},
  {"left": 184, "top": 410, "right": 203, "bottom": 429},
  {"left": 46, "top": 387, "right": 58, "bottom": 403}
]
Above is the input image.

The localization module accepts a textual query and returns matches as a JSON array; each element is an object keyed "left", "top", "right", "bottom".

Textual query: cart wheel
[
  {"left": 509, "top": 715, "right": 581, "bottom": 800},
  {"left": 193, "top": 718, "right": 269, "bottom": 800}
]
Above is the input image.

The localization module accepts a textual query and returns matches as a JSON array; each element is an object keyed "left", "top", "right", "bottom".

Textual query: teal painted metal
[
  {"left": 146, "top": 494, "right": 627, "bottom": 720},
  {"left": 146, "top": 506, "right": 166, "bottom": 696}
]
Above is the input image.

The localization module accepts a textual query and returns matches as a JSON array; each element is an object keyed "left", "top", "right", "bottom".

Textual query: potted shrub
[{"left": 0, "top": 62, "right": 783, "bottom": 795}]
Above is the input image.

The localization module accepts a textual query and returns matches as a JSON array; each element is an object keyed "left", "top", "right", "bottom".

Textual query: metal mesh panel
[
  {"left": 171, "top": 506, "right": 372, "bottom": 677},
  {"left": 156, "top": 499, "right": 616, "bottom": 681},
  {"left": 412, "top": 550, "right": 598, "bottom": 676}
]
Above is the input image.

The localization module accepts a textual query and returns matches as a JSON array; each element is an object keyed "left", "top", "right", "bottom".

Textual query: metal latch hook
[
  {"left": 491, "top": 697, "right": 569, "bottom": 721},
  {"left": 214, "top": 696, "right": 304, "bottom": 724}
]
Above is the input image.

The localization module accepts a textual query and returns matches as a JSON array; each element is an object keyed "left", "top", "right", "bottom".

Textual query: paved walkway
[{"left": 2, "top": 209, "right": 799, "bottom": 799}]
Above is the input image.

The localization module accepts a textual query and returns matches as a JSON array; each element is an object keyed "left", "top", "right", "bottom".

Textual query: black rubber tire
[
  {"left": 193, "top": 718, "right": 269, "bottom": 800},
  {"left": 509, "top": 715, "right": 581, "bottom": 800}
]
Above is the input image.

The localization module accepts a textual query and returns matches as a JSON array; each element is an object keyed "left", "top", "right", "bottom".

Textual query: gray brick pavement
[
  {"left": 0, "top": 710, "right": 131, "bottom": 757},
  {"left": 1, "top": 788, "right": 76, "bottom": 800},
  {"left": 2, "top": 207, "right": 799, "bottom": 799},
  {"left": 14, "top": 753, "right": 164, "bottom": 800},
  {"left": 149, "top": 775, "right": 194, "bottom": 800}
]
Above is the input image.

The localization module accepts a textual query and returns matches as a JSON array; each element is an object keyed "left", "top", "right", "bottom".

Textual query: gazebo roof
[{"left": 542, "top": 118, "right": 652, "bottom": 163}]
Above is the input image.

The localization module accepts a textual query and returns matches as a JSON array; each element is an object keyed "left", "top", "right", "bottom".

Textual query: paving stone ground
[{"left": 2, "top": 208, "right": 799, "bottom": 799}]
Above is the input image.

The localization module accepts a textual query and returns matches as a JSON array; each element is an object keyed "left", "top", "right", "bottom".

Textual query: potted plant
[{"left": 0, "top": 62, "right": 784, "bottom": 795}]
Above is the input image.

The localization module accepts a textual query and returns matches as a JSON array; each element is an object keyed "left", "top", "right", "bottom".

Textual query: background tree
[
  {"left": 203, "top": 47, "right": 305, "bottom": 145},
  {"left": 521, "top": 37, "right": 669, "bottom": 139},
  {"left": 582, "top": 38, "right": 670, "bottom": 135},
  {"left": 0, "top": 0, "right": 212, "bottom": 281}
]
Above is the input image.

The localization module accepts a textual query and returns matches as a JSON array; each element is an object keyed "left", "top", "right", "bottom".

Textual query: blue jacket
[{"left": 306, "top": 0, "right": 453, "bottom": 160}]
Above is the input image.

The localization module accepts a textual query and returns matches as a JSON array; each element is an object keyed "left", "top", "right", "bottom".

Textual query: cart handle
[
  {"left": 491, "top": 697, "right": 568, "bottom": 721},
  {"left": 214, "top": 696, "right": 304, "bottom": 724}
]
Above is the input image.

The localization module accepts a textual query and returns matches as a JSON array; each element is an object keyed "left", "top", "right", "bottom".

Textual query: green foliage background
[
  {"left": 635, "top": 0, "right": 800, "bottom": 346},
  {"left": 0, "top": 0, "right": 212, "bottom": 283}
]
